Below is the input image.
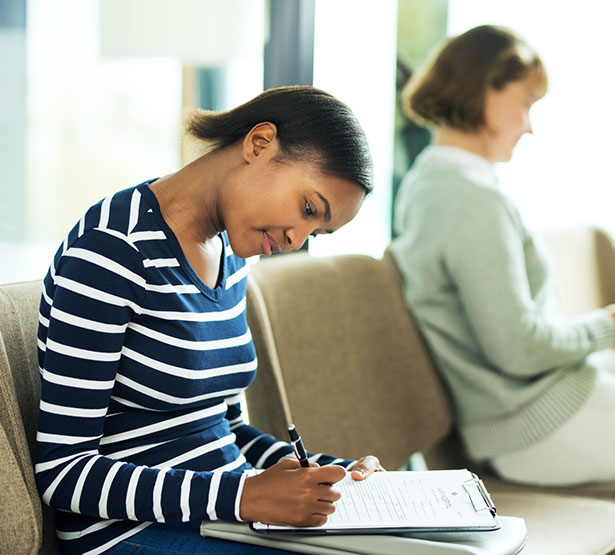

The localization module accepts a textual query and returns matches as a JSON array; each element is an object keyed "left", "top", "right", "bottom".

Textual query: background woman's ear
[{"left": 243, "top": 122, "right": 278, "bottom": 162}]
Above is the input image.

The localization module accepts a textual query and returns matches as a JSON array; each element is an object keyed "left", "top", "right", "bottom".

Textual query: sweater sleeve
[
  {"left": 36, "top": 229, "right": 243, "bottom": 524},
  {"left": 443, "top": 188, "right": 613, "bottom": 377},
  {"left": 226, "top": 396, "right": 353, "bottom": 468}
]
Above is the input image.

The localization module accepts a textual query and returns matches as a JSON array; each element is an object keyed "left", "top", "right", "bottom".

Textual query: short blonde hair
[{"left": 402, "top": 25, "right": 548, "bottom": 131}]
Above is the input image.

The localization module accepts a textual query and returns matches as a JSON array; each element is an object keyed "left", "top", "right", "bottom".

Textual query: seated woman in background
[
  {"left": 390, "top": 25, "right": 615, "bottom": 487},
  {"left": 35, "top": 85, "right": 381, "bottom": 555}
]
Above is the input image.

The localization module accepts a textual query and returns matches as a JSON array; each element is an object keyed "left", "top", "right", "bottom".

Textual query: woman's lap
[
  {"left": 491, "top": 350, "right": 615, "bottom": 486},
  {"left": 106, "top": 521, "right": 296, "bottom": 555}
]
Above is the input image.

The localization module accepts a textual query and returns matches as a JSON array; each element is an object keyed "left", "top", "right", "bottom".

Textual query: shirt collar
[{"left": 418, "top": 145, "right": 499, "bottom": 188}]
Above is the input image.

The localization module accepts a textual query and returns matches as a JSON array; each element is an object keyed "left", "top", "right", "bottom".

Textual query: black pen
[{"left": 287, "top": 424, "right": 310, "bottom": 468}]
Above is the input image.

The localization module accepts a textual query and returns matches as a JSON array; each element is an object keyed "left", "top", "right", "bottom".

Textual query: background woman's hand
[
  {"left": 348, "top": 455, "right": 384, "bottom": 480},
  {"left": 240, "top": 459, "right": 347, "bottom": 527}
]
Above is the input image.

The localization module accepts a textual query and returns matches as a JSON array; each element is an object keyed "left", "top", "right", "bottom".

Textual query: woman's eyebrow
[{"left": 316, "top": 192, "right": 331, "bottom": 222}]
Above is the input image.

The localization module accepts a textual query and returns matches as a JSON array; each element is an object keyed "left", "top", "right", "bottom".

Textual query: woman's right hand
[{"left": 239, "top": 459, "right": 347, "bottom": 526}]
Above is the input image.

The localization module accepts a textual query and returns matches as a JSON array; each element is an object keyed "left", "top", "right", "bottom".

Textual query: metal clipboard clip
[{"left": 463, "top": 475, "right": 497, "bottom": 516}]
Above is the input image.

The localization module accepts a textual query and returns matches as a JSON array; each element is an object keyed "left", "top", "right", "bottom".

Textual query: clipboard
[{"left": 250, "top": 469, "right": 501, "bottom": 535}]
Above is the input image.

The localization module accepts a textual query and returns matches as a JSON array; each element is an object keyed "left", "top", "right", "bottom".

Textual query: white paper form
[{"left": 253, "top": 469, "right": 498, "bottom": 532}]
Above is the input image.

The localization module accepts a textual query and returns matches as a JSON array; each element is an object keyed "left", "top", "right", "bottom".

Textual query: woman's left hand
[{"left": 348, "top": 455, "right": 385, "bottom": 480}]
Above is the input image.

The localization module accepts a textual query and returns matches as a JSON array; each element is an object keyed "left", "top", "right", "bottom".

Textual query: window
[
  {"left": 309, "top": 0, "right": 397, "bottom": 258},
  {"left": 1, "top": 0, "right": 264, "bottom": 283}
]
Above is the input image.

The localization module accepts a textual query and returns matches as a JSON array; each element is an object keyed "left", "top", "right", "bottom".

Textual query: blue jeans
[{"left": 106, "top": 521, "right": 295, "bottom": 554}]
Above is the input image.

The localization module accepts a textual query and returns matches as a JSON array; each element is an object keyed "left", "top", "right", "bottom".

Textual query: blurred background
[{"left": 1, "top": 0, "right": 614, "bottom": 283}]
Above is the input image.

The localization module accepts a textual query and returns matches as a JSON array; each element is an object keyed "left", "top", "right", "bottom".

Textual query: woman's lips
[{"left": 262, "top": 231, "right": 280, "bottom": 257}]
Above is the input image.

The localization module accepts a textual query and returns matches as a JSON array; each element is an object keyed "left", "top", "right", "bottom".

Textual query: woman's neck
[
  {"left": 150, "top": 144, "right": 242, "bottom": 245},
  {"left": 432, "top": 126, "right": 493, "bottom": 162}
]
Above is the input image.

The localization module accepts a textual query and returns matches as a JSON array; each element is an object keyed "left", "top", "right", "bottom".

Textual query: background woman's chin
[
  {"left": 502, "top": 152, "right": 514, "bottom": 162},
  {"left": 494, "top": 147, "right": 515, "bottom": 163}
]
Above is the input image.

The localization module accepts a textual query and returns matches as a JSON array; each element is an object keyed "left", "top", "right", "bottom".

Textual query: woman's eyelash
[{"left": 305, "top": 200, "right": 318, "bottom": 237}]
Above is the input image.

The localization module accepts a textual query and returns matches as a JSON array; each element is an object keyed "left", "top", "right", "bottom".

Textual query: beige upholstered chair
[
  {"left": 0, "top": 281, "right": 59, "bottom": 554},
  {"left": 538, "top": 225, "right": 615, "bottom": 316},
  {"left": 245, "top": 250, "right": 452, "bottom": 471},
  {"left": 245, "top": 241, "right": 615, "bottom": 555}
]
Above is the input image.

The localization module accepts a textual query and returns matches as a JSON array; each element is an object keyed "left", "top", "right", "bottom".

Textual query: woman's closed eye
[
  {"left": 304, "top": 198, "right": 333, "bottom": 238},
  {"left": 304, "top": 199, "right": 315, "bottom": 217}
]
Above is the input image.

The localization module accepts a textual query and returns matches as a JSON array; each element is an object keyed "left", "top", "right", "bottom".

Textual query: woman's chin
[
  {"left": 492, "top": 149, "right": 514, "bottom": 163},
  {"left": 502, "top": 152, "right": 514, "bottom": 163},
  {"left": 231, "top": 247, "right": 251, "bottom": 259}
]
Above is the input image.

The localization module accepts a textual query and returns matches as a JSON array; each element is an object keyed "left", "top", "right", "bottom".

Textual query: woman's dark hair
[
  {"left": 402, "top": 25, "right": 548, "bottom": 132},
  {"left": 185, "top": 85, "right": 373, "bottom": 194}
]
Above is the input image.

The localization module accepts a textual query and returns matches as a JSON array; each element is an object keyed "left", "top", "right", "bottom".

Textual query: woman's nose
[{"left": 284, "top": 226, "right": 312, "bottom": 251}]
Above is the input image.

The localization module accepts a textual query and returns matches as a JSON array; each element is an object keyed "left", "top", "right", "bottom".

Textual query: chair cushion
[
  {"left": 426, "top": 431, "right": 615, "bottom": 500},
  {"left": 484, "top": 476, "right": 615, "bottom": 502},
  {"left": 0, "top": 426, "right": 41, "bottom": 555},
  {"left": 493, "top": 492, "right": 615, "bottom": 555}
]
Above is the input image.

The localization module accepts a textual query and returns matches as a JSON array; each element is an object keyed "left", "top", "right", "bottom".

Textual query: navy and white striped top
[{"left": 36, "top": 181, "right": 349, "bottom": 554}]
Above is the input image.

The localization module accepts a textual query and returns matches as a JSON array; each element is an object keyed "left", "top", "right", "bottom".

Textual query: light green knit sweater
[{"left": 391, "top": 145, "right": 614, "bottom": 460}]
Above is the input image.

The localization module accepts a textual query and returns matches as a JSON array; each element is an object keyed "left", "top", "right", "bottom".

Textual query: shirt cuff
[
  {"left": 234, "top": 472, "right": 249, "bottom": 522},
  {"left": 571, "top": 308, "right": 614, "bottom": 351}
]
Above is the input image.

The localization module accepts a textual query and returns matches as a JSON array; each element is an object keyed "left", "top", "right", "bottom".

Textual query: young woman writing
[{"left": 36, "top": 86, "right": 381, "bottom": 554}]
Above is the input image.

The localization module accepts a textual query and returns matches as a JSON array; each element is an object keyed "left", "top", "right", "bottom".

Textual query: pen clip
[
  {"left": 463, "top": 476, "right": 497, "bottom": 515},
  {"left": 290, "top": 441, "right": 302, "bottom": 461},
  {"left": 287, "top": 424, "right": 310, "bottom": 467}
]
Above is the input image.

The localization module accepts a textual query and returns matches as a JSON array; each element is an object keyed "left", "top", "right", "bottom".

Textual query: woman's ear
[{"left": 243, "top": 122, "right": 279, "bottom": 163}]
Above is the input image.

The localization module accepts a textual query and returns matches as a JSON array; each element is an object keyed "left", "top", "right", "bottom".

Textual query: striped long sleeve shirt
[{"left": 36, "top": 181, "right": 350, "bottom": 554}]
